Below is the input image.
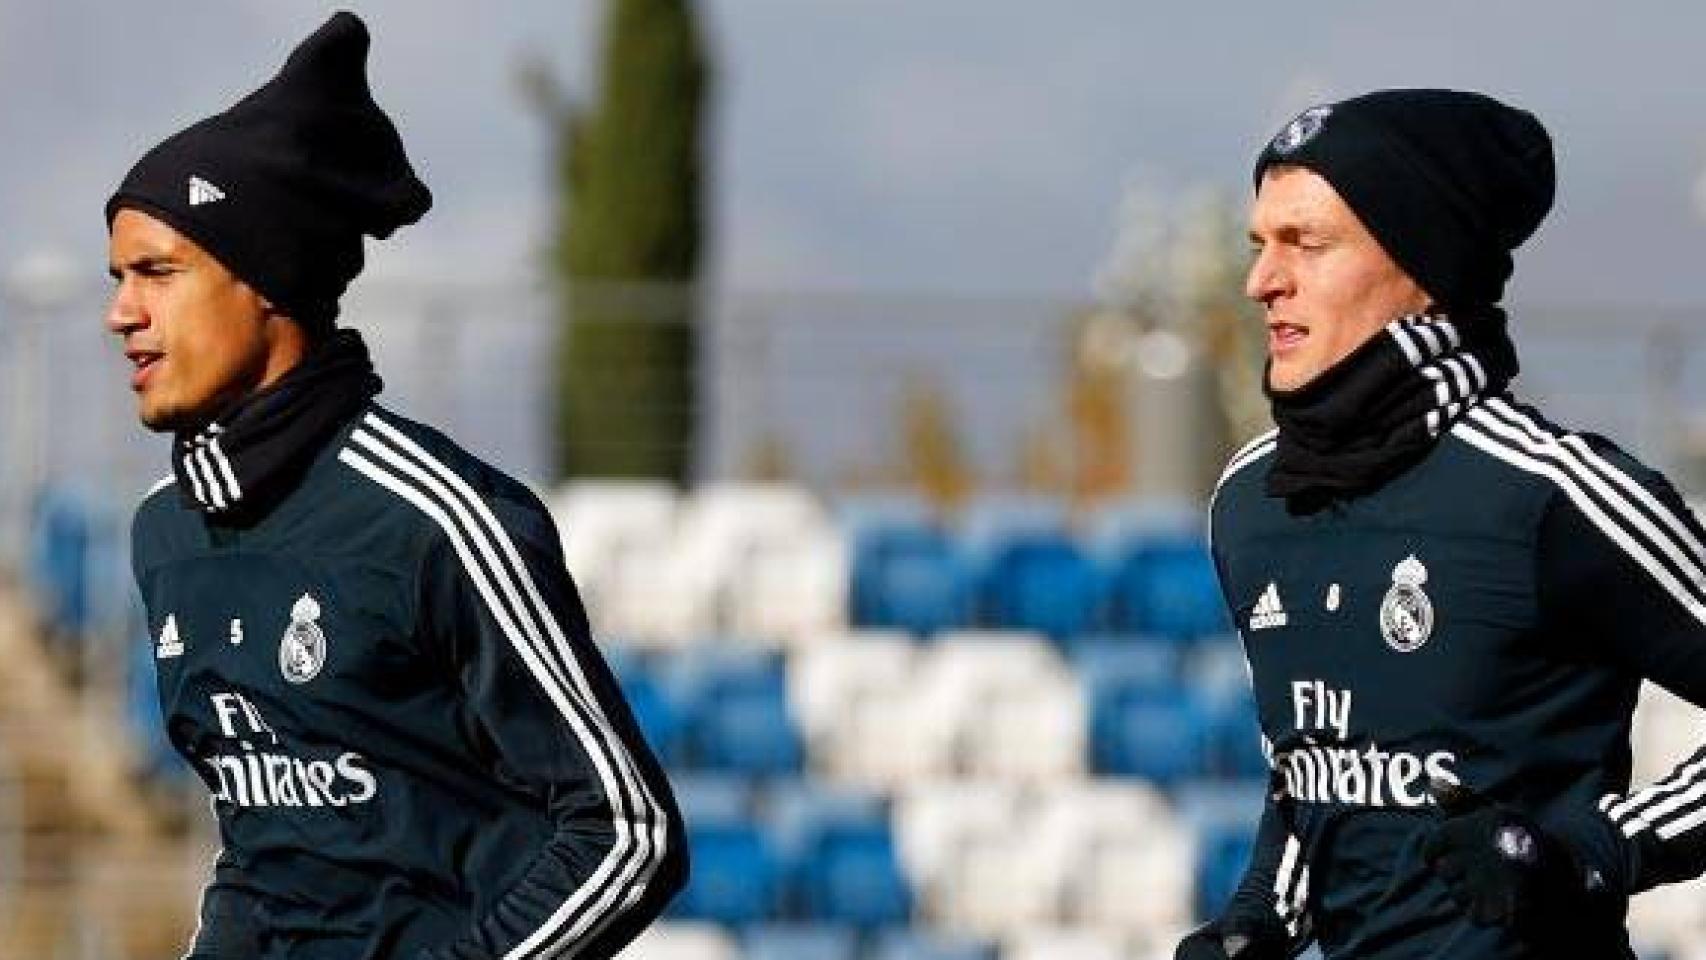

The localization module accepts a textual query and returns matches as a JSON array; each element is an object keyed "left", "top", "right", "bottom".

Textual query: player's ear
[{"left": 258, "top": 296, "right": 293, "bottom": 326}]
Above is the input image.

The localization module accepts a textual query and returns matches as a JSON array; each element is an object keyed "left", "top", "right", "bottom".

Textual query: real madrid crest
[
  {"left": 280, "top": 594, "right": 327, "bottom": 684},
  {"left": 1271, "top": 105, "right": 1332, "bottom": 155},
  {"left": 1380, "top": 554, "right": 1434, "bottom": 653}
]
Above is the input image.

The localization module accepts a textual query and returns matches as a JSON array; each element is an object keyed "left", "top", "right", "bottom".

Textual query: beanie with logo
[
  {"left": 1254, "top": 89, "right": 1554, "bottom": 309},
  {"left": 106, "top": 11, "right": 432, "bottom": 334}
]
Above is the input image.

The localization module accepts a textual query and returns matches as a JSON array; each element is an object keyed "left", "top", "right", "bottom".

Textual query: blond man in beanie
[{"left": 1185, "top": 90, "right": 1706, "bottom": 959}]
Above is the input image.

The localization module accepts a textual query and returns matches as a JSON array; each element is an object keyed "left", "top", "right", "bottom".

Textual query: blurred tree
[
  {"left": 1090, "top": 180, "right": 1266, "bottom": 492},
  {"left": 525, "top": 0, "right": 709, "bottom": 483},
  {"left": 1172, "top": 191, "right": 1269, "bottom": 453},
  {"left": 1063, "top": 308, "right": 1133, "bottom": 502},
  {"left": 1014, "top": 418, "right": 1068, "bottom": 494},
  {"left": 898, "top": 376, "right": 974, "bottom": 508},
  {"left": 740, "top": 431, "right": 794, "bottom": 484}
]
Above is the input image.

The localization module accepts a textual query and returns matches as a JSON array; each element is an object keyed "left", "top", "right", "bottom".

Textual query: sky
[{"left": 4, "top": 0, "right": 1706, "bottom": 308}]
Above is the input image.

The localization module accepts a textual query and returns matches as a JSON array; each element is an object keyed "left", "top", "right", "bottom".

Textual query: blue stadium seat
[
  {"left": 1195, "top": 817, "right": 1259, "bottom": 920},
  {"left": 851, "top": 525, "right": 972, "bottom": 635},
  {"left": 834, "top": 491, "right": 935, "bottom": 539},
  {"left": 1171, "top": 779, "right": 1267, "bottom": 827},
  {"left": 1205, "top": 693, "right": 1269, "bottom": 780},
  {"left": 868, "top": 929, "right": 999, "bottom": 960},
  {"left": 976, "top": 534, "right": 1106, "bottom": 641},
  {"left": 674, "top": 820, "right": 781, "bottom": 924},
  {"left": 764, "top": 781, "right": 887, "bottom": 866},
  {"left": 956, "top": 492, "right": 1070, "bottom": 554},
  {"left": 616, "top": 669, "right": 684, "bottom": 766},
  {"left": 1086, "top": 495, "right": 1204, "bottom": 552},
  {"left": 599, "top": 644, "right": 649, "bottom": 688},
  {"left": 1090, "top": 684, "right": 1212, "bottom": 785},
  {"left": 760, "top": 781, "right": 910, "bottom": 925},
  {"left": 672, "top": 652, "right": 802, "bottom": 774},
  {"left": 1068, "top": 633, "right": 1186, "bottom": 693},
  {"left": 29, "top": 486, "right": 94, "bottom": 636},
  {"left": 743, "top": 923, "right": 859, "bottom": 960},
  {"left": 1108, "top": 540, "right": 1230, "bottom": 640},
  {"left": 670, "top": 774, "right": 756, "bottom": 830},
  {"left": 795, "top": 820, "right": 912, "bottom": 926},
  {"left": 1171, "top": 780, "right": 1267, "bottom": 920}
]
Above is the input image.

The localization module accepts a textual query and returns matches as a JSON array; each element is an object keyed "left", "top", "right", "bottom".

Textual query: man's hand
[
  {"left": 1175, "top": 918, "right": 1290, "bottom": 960},
  {"left": 1423, "top": 778, "right": 1600, "bottom": 928}
]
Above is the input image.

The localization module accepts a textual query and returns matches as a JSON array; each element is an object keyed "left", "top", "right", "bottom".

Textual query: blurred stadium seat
[
  {"left": 677, "top": 819, "right": 782, "bottom": 924},
  {"left": 851, "top": 524, "right": 973, "bottom": 635},
  {"left": 797, "top": 819, "right": 913, "bottom": 926},
  {"left": 788, "top": 631, "right": 917, "bottom": 756},
  {"left": 616, "top": 920, "right": 738, "bottom": 959},
  {"left": 1171, "top": 780, "right": 1268, "bottom": 921},
  {"left": 550, "top": 481, "right": 678, "bottom": 631},
  {"left": 29, "top": 485, "right": 95, "bottom": 638},
  {"left": 670, "top": 773, "right": 756, "bottom": 829},
  {"left": 867, "top": 928, "right": 999, "bottom": 960},
  {"left": 911, "top": 631, "right": 1064, "bottom": 777},
  {"left": 976, "top": 535, "right": 1106, "bottom": 640},
  {"left": 1084, "top": 495, "right": 1204, "bottom": 553},
  {"left": 727, "top": 525, "right": 850, "bottom": 644},
  {"left": 1003, "top": 926, "right": 1129, "bottom": 960},
  {"left": 743, "top": 922, "right": 860, "bottom": 960},
  {"left": 669, "top": 650, "right": 803, "bottom": 774},
  {"left": 1107, "top": 540, "right": 1229, "bottom": 640},
  {"left": 1070, "top": 634, "right": 1186, "bottom": 693},
  {"left": 1090, "top": 684, "right": 1213, "bottom": 785},
  {"left": 955, "top": 493, "right": 1071, "bottom": 559},
  {"left": 895, "top": 780, "right": 1024, "bottom": 914},
  {"left": 613, "top": 660, "right": 686, "bottom": 766}
]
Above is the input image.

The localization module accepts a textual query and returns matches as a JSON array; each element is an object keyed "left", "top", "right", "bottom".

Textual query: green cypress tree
[{"left": 535, "top": 0, "right": 708, "bottom": 482}]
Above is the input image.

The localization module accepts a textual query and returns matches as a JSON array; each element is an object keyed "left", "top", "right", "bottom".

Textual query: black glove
[
  {"left": 1422, "top": 778, "right": 1602, "bottom": 928},
  {"left": 1175, "top": 917, "right": 1290, "bottom": 960}
]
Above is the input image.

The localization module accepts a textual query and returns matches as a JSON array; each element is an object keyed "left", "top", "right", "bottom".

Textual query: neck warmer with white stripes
[
  {"left": 173, "top": 329, "right": 382, "bottom": 519},
  {"left": 1265, "top": 308, "right": 1519, "bottom": 500}
]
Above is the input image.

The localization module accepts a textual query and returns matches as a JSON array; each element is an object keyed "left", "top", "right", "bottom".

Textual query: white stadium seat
[
  {"left": 1628, "top": 682, "right": 1706, "bottom": 954},
  {"left": 725, "top": 525, "right": 850, "bottom": 642},
  {"left": 1077, "top": 822, "right": 1197, "bottom": 935},
  {"left": 926, "top": 783, "right": 1193, "bottom": 939},
  {"left": 824, "top": 684, "right": 944, "bottom": 788},
  {"left": 940, "top": 831, "right": 1060, "bottom": 935},
  {"left": 788, "top": 632, "right": 916, "bottom": 750},
  {"left": 1004, "top": 925, "right": 1132, "bottom": 960},
  {"left": 1632, "top": 681, "right": 1706, "bottom": 784},
  {"left": 615, "top": 921, "right": 738, "bottom": 960},
  {"left": 673, "top": 483, "right": 827, "bottom": 580},
  {"left": 961, "top": 678, "right": 1087, "bottom": 783},
  {"left": 911, "top": 631, "right": 1066, "bottom": 776},
  {"left": 895, "top": 780, "right": 1024, "bottom": 916},
  {"left": 597, "top": 534, "right": 718, "bottom": 646},
  {"left": 548, "top": 481, "right": 678, "bottom": 636},
  {"left": 619, "top": 483, "right": 836, "bottom": 645}
]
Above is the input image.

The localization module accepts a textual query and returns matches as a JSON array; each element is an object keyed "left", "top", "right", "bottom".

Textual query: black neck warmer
[
  {"left": 172, "top": 329, "right": 382, "bottom": 520},
  {"left": 1265, "top": 309, "right": 1519, "bottom": 502}
]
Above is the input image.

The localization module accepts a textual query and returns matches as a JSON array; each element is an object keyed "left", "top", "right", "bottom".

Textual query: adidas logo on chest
[{"left": 1249, "top": 581, "right": 1289, "bottom": 630}]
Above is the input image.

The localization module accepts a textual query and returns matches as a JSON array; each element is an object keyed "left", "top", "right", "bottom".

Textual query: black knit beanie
[
  {"left": 1253, "top": 89, "right": 1554, "bottom": 309},
  {"left": 105, "top": 11, "right": 431, "bottom": 333}
]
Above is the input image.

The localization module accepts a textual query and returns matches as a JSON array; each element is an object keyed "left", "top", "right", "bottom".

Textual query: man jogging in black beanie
[
  {"left": 105, "top": 13, "right": 684, "bottom": 958},
  {"left": 1179, "top": 89, "right": 1706, "bottom": 959}
]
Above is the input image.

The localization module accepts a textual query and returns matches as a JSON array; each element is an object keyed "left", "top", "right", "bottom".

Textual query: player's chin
[
  {"left": 1266, "top": 361, "right": 1310, "bottom": 394},
  {"left": 138, "top": 395, "right": 193, "bottom": 434}
]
